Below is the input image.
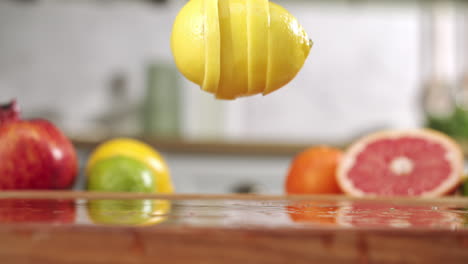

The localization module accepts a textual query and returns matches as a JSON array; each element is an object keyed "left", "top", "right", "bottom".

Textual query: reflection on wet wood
[
  {"left": 1, "top": 191, "right": 468, "bottom": 206},
  {"left": 0, "top": 191, "right": 467, "bottom": 263}
]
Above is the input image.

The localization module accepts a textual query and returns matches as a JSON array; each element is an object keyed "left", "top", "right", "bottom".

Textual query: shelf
[{"left": 71, "top": 135, "right": 344, "bottom": 156}]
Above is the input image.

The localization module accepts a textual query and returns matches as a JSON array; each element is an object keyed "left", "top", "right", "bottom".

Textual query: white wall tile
[{"left": 0, "top": 1, "right": 426, "bottom": 144}]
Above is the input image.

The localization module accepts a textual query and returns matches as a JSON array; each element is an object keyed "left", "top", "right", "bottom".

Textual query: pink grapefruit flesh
[{"left": 337, "top": 130, "right": 464, "bottom": 197}]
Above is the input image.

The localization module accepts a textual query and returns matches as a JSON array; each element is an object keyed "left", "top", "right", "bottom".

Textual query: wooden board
[{"left": 0, "top": 191, "right": 467, "bottom": 264}]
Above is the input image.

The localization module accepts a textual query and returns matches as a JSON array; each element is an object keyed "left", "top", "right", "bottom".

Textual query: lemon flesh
[
  {"left": 202, "top": 0, "right": 221, "bottom": 94},
  {"left": 171, "top": 0, "right": 312, "bottom": 100},
  {"left": 216, "top": 0, "right": 250, "bottom": 100},
  {"left": 216, "top": 0, "right": 236, "bottom": 99},
  {"left": 246, "top": 0, "right": 269, "bottom": 95}
]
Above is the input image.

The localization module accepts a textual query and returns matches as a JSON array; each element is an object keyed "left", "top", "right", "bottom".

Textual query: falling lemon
[{"left": 171, "top": 0, "right": 312, "bottom": 100}]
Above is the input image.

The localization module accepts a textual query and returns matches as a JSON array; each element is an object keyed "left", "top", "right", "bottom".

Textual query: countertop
[{"left": 0, "top": 192, "right": 468, "bottom": 263}]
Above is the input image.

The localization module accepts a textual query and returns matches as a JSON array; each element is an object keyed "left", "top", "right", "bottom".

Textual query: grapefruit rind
[{"left": 337, "top": 129, "right": 464, "bottom": 198}]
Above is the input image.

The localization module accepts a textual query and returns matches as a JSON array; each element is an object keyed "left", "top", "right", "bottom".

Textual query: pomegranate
[{"left": 0, "top": 100, "right": 78, "bottom": 189}]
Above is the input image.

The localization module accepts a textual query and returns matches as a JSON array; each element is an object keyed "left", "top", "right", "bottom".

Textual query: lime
[
  {"left": 87, "top": 156, "right": 156, "bottom": 193},
  {"left": 86, "top": 138, "right": 174, "bottom": 193}
]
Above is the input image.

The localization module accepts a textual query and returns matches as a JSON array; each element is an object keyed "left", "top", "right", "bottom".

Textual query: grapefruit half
[{"left": 337, "top": 129, "right": 464, "bottom": 197}]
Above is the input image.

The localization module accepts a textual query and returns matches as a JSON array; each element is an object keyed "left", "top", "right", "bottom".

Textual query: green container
[{"left": 142, "top": 63, "right": 181, "bottom": 139}]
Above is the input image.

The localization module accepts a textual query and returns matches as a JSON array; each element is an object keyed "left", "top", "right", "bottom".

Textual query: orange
[{"left": 285, "top": 146, "right": 343, "bottom": 194}]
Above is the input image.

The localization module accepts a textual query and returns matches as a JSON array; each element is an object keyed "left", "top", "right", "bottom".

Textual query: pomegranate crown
[{"left": 0, "top": 99, "right": 20, "bottom": 125}]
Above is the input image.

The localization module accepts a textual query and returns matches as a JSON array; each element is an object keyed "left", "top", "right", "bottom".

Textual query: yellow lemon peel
[
  {"left": 247, "top": 0, "right": 269, "bottom": 95},
  {"left": 171, "top": 0, "right": 312, "bottom": 100}
]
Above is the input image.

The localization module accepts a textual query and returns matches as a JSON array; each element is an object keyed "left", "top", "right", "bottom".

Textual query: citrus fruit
[
  {"left": 171, "top": 0, "right": 312, "bottom": 100},
  {"left": 86, "top": 138, "right": 174, "bottom": 193},
  {"left": 285, "top": 146, "right": 343, "bottom": 195},
  {"left": 85, "top": 139, "right": 173, "bottom": 226},
  {"left": 337, "top": 129, "right": 464, "bottom": 197},
  {"left": 87, "top": 156, "right": 156, "bottom": 193}
]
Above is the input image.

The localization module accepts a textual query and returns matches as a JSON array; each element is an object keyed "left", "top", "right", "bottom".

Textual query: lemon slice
[
  {"left": 170, "top": 0, "right": 205, "bottom": 85},
  {"left": 247, "top": 0, "right": 269, "bottom": 95},
  {"left": 229, "top": 0, "right": 249, "bottom": 97},
  {"left": 264, "top": 2, "right": 312, "bottom": 95},
  {"left": 217, "top": 0, "right": 250, "bottom": 99},
  {"left": 216, "top": 0, "right": 236, "bottom": 100},
  {"left": 202, "top": 0, "right": 221, "bottom": 93}
]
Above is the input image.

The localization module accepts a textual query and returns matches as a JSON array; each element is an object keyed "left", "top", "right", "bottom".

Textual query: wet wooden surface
[{"left": 0, "top": 192, "right": 468, "bottom": 263}]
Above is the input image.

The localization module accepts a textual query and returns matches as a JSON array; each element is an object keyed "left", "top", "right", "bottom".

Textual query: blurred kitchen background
[{"left": 0, "top": 0, "right": 467, "bottom": 194}]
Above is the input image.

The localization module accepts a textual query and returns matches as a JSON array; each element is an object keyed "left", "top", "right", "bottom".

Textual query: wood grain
[
  {"left": 1, "top": 225, "right": 468, "bottom": 264},
  {"left": 0, "top": 192, "right": 467, "bottom": 263}
]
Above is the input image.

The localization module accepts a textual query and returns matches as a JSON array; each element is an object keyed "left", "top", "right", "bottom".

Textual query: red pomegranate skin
[{"left": 0, "top": 101, "right": 78, "bottom": 189}]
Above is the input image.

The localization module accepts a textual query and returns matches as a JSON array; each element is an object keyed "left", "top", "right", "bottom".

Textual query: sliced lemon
[
  {"left": 231, "top": 0, "right": 249, "bottom": 98},
  {"left": 216, "top": 0, "right": 236, "bottom": 99},
  {"left": 171, "top": 0, "right": 205, "bottom": 85},
  {"left": 171, "top": 0, "right": 312, "bottom": 99},
  {"left": 264, "top": 2, "right": 313, "bottom": 95},
  {"left": 247, "top": 0, "right": 269, "bottom": 95},
  {"left": 202, "top": 0, "right": 221, "bottom": 93}
]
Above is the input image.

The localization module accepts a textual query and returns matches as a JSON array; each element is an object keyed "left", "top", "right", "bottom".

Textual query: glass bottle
[{"left": 421, "top": 2, "right": 468, "bottom": 150}]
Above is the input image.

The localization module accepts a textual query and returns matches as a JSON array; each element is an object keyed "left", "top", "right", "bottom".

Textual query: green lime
[{"left": 87, "top": 156, "right": 156, "bottom": 193}]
